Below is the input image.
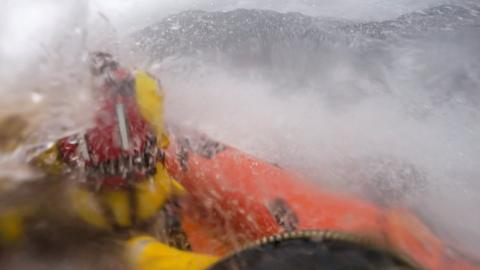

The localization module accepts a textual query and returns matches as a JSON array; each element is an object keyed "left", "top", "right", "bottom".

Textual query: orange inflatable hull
[{"left": 164, "top": 128, "right": 478, "bottom": 270}]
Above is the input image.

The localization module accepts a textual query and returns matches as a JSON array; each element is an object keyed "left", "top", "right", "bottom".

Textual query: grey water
[
  {"left": 132, "top": 3, "right": 480, "bottom": 260},
  {"left": 0, "top": 0, "right": 479, "bottom": 264}
]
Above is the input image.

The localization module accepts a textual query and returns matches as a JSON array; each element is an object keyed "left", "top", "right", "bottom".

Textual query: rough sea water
[
  {"left": 132, "top": 2, "right": 480, "bottom": 261},
  {"left": 1, "top": 0, "right": 480, "bottom": 267}
]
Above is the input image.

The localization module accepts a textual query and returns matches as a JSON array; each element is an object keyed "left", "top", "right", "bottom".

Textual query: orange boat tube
[{"left": 164, "top": 127, "right": 479, "bottom": 270}]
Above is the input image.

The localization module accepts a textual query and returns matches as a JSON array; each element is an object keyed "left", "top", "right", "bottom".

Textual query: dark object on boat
[{"left": 210, "top": 231, "right": 422, "bottom": 270}]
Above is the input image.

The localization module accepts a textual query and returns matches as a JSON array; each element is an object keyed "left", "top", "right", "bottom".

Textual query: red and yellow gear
[{"left": 31, "top": 52, "right": 184, "bottom": 230}]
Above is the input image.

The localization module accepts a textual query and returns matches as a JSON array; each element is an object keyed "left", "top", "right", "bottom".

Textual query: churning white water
[{"left": 1, "top": 0, "right": 479, "bottom": 262}]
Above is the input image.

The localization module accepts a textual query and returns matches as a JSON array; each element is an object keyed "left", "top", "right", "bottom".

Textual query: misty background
[{"left": 0, "top": 0, "right": 479, "bottom": 261}]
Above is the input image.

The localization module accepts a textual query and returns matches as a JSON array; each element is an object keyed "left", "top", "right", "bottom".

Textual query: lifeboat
[{"left": 164, "top": 127, "right": 479, "bottom": 270}]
